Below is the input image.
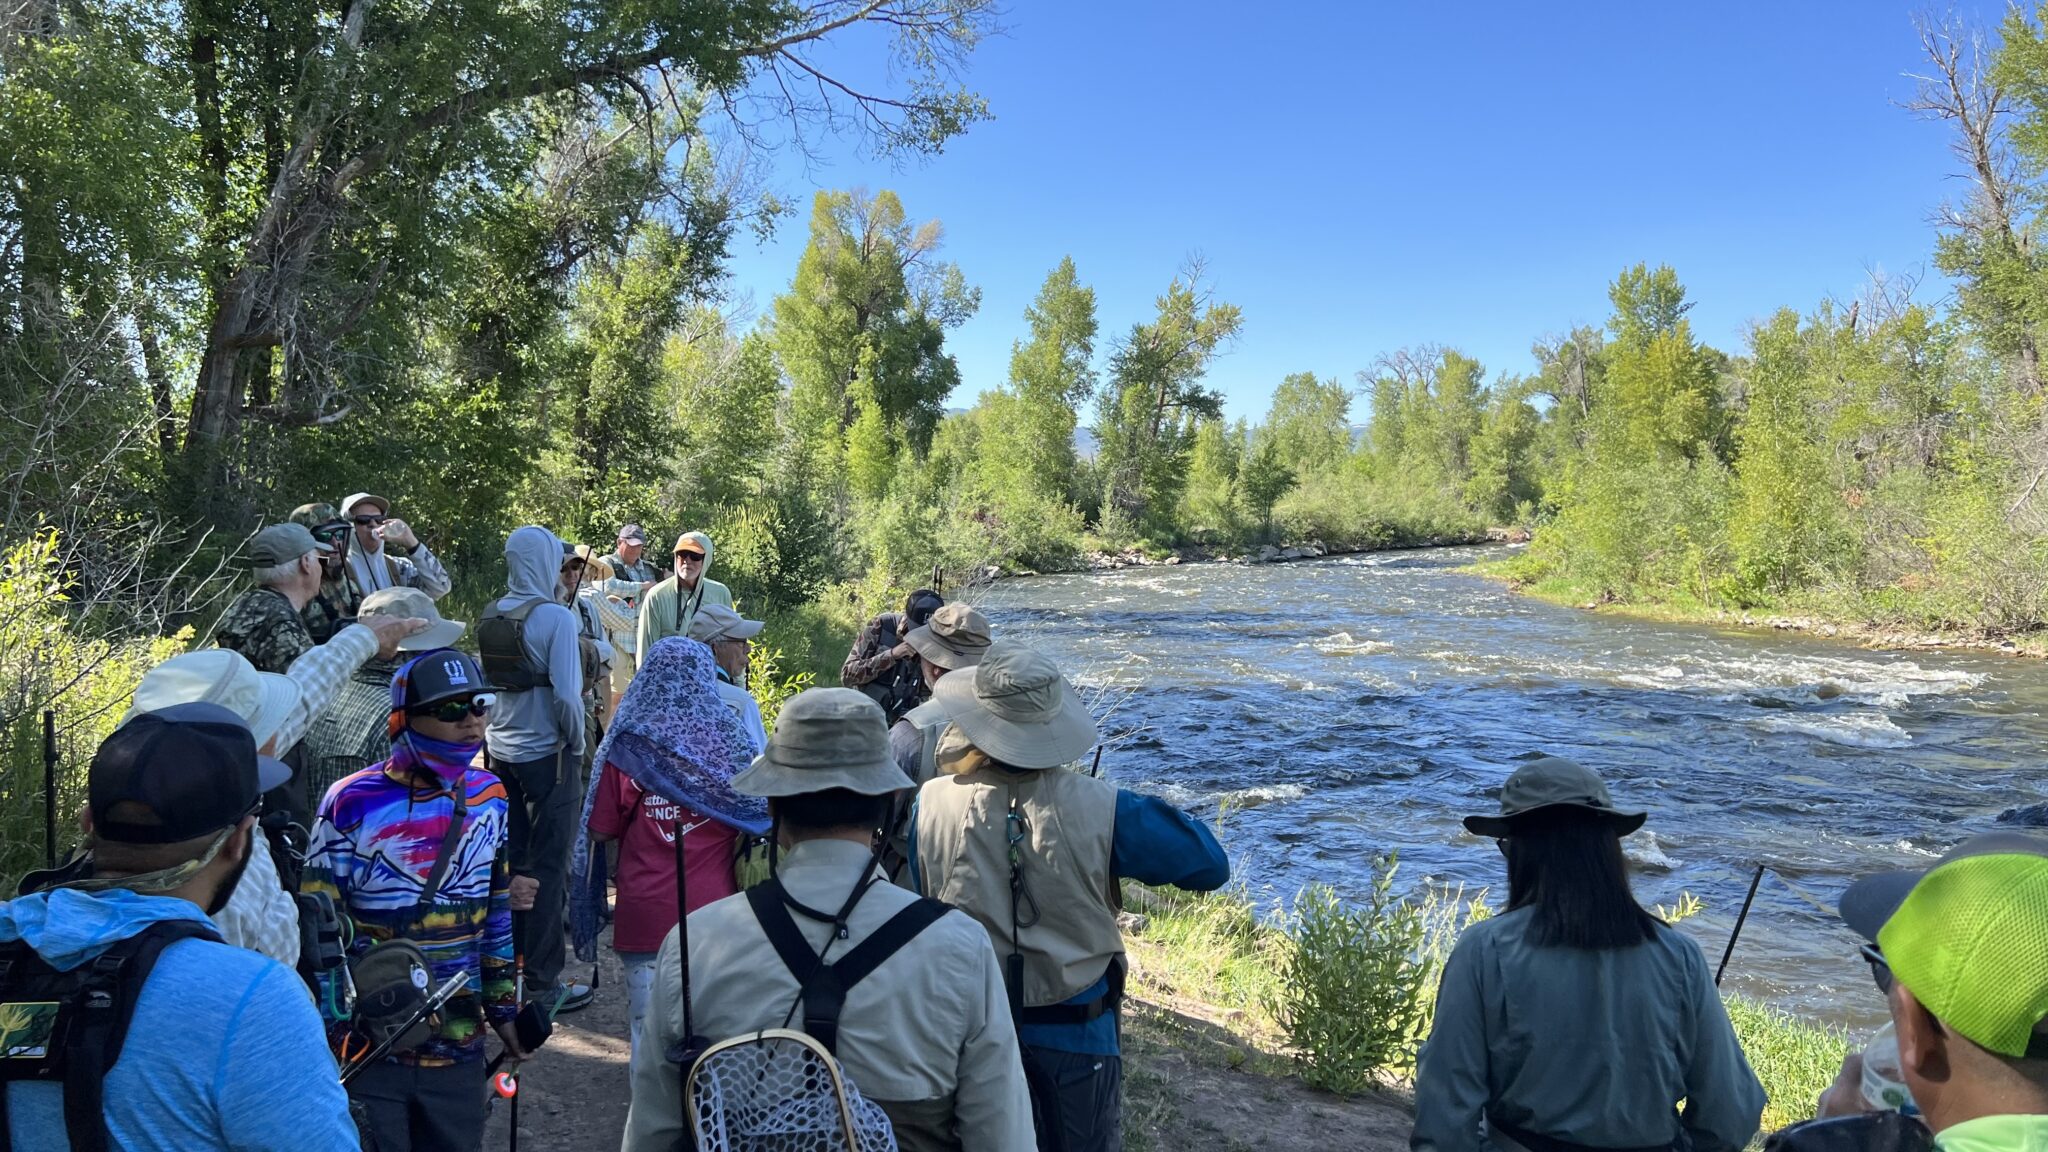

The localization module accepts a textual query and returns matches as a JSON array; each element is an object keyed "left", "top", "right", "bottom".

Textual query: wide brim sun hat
[
  {"left": 932, "top": 642, "right": 1097, "bottom": 770},
  {"left": 1462, "top": 755, "right": 1647, "bottom": 839},
  {"left": 731, "top": 687, "right": 914, "bottom": 798}
]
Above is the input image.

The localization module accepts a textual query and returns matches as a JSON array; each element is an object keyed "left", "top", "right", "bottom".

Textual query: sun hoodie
[
  {"left": 0, "top": 887, "right": 356, "bottom": 1151},
  {"left": 634, "top": 529, "right": 733, "bottom": 659},
  {"left": 484, "top": 525, "right": 587, "bottom": 764}
]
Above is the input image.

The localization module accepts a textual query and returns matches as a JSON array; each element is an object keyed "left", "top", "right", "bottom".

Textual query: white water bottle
[{"left": 1860, "top": 1022, "right": 1920, "bottom": 1115}]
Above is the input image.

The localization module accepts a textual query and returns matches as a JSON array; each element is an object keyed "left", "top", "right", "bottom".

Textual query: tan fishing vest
[{"left": 915, "top": 764, "right": 1123, "bottom": 1007}]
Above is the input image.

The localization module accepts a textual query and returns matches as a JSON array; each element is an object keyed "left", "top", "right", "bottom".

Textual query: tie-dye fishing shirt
[{"left": 303, "top": 765, "right": 516, "bottom": 1065}]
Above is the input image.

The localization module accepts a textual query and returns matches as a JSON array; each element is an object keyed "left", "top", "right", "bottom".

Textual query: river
[{"left": 975, "top": 544, "right": 2048, "bottom": 1030}]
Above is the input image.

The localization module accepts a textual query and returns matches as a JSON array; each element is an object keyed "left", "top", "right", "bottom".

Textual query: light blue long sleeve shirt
[
  {"left": 1, "top": 887, "right": 357, "bottom": 1152},
  {"left": 1412, "top": 906, "right": 1766, "bottom": 1152}
]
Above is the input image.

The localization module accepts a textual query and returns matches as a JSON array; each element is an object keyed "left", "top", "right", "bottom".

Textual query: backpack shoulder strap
[
  {"left": 59, "top": 919, "right": 220, "bottom": 1152},
  {"left": 416, "top": 790, "right": 469, "bottom": 907},
  {"left": 746, "top": 880, "right": 823, "bottom": 987},
  {"left": 828, "top": 898, "right": 951, "bottom": 992}
]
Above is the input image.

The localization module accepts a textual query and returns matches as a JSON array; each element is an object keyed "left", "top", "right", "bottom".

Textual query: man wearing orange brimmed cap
[
  {"left": 1812, "top": 832, "right": 2048, "bottom": 1151},
  {"left": 634, "top": 530, "right": 732, "bottom": 658}
]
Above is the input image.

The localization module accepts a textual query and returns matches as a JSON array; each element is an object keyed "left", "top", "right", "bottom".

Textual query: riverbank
[{"left": 1474, "top": 561, "right": 2048, "bottom": 660}]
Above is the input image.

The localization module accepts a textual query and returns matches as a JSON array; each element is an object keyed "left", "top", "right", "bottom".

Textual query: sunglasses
[
  {"left": 351, "top": 515, "right": 388, "bottom": 526},
  {"left": 312, "top": 523, "right": 351, "bottom": 542},
  {"left": 675, "top": 551, "right": 705, "bottom": 563},
  {"left": 562, "top": 559, "right": 586, "bottom": 571},
  {"left": 1861, "top": 943, "right": 1894, "bottom": 995},
  {"left": 411, "top": 693, "right": 495, "bottom": 723}
]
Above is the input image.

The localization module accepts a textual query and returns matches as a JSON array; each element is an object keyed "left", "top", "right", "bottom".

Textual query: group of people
[{"left": 1, "top": 495, "right": 2045, "bottom": 1152}]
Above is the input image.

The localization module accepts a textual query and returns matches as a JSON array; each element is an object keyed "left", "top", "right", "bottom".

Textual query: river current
[{"left": 975, "top": 544, "right": 2048, "bottom": 1030}]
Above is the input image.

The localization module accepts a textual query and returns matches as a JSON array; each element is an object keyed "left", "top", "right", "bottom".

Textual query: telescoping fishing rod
[{"left": 1714, "top": 864, "right": 1767, "bottom": 988}]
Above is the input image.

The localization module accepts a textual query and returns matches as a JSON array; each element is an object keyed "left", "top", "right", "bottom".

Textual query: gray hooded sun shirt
[{"left": 484, "top": 525, "right": 586, "bottom": 763}]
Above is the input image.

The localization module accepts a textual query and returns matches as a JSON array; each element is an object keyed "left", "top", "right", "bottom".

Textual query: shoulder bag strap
[
  {"left": 63, "top": 920, "right": 221, "bottom": 1152},
  {"left": 417, "top": 787, "right": 468, "bottom": 907}
]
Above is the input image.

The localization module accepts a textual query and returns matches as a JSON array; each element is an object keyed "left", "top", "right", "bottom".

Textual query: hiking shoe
[{"left": 547, "top": 980, "right": 596, "bottom": 1014}]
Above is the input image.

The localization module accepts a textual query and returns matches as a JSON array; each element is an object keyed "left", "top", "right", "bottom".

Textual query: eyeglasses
[
  {"left": 1860, "top": 943, "right": 1895, "bottom": 995},
  {"left": 411, "top": 693, "right": 494, "bottom": 723},
  {"left": 312, "top": 523, "right": 351, "bottom": 543},
  {"left": 351, "top": 515, "right": 388, "bottom": 527}
]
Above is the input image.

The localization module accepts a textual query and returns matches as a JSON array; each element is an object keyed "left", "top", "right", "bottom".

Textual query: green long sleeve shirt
[{"left": 1412, "top": 906, "right": 1766, "bottom": 1152}]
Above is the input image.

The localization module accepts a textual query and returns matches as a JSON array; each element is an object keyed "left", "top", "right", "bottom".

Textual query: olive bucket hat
[
  {"left": 359, "top": 586, "right": 466, "bottom": 651},
  {"left": 904, "top": 603, "right": 993, "bottom": 671},
  {"left": 730, "top": 688, "right": 914, "bottom": 798},
  {"left": 1462, "top": 755, "right": 1647, "bottom": 839},
  {"left": 933, "top": 642, "right": 1097, "bottom": 770}
]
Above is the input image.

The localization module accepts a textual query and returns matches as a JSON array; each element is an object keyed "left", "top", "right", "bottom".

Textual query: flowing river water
[{"left": 976, "top": 544, "right": 2048, "bottom": 1031}]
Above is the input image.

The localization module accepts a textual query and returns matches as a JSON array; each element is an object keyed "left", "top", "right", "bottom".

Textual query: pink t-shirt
[{"left": 588, "top": 762, "right": 739, "bottom": 954}]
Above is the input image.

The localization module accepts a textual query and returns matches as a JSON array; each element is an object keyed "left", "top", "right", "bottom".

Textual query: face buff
[{"left": 386, "top": 727, "right": 481, "bottom": 786}]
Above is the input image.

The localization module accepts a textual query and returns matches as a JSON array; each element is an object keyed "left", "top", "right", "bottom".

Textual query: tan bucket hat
[
  {"left": 359, "top": 586, "right": 466, "bottom": 651},
  {"left": 1463, "top": 756, "right": 1647, "bottom": 839},
  {"left": 904, "top": 603, "right": 992, "bottom": 671},
  {"left": 572, "top": 543, "right": 615, "bottom": 583},
  {"left": 932, "top": 642, "right": 1097, "bottom": 770},
  {"left": 122, "top": 649, "right": 303, "bottom": 755},
  {"left": 731, "top": 688, "right": 914, "bottom": 798}
]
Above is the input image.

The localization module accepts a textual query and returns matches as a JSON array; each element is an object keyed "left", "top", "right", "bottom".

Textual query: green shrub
[
  {"left": 1270, "top": 858, "right": 1446, "bottom": 1091},
  {"left": 1, "top": 532, "right": 188, "bottom": 894}
]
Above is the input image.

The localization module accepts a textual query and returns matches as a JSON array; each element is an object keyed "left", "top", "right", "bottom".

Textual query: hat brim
[
  {"left": 1463, "top": 803, "right": 1648, "bottom": 840},
  {"left": 1840, "top": 869, "right": 1921, "bottom": 942},
  {"left": 934, "top": 670, "right": 1097, "bottom": 770},
  {"left": 244, "top": 672, "right": 305, "bottom": 756},
  {"left": 340, "top": 493, "right": 390, "bottom": 516},
  {"left": 256, "top": 753, "right": 293, "bottom": 794},
  {"left": 394, "top": 617, "right": 466, "bottom": 652},
  {"left": 905, "top": 627, "right": 986, "bottom": 671},
  {"left": 731, "top": 751, "right": 913, "bottom": 798}
]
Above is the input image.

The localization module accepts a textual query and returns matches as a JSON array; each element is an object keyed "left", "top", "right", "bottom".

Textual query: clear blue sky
[{"left": 722, "top": 1, "right": 2006, "bottom": 425}]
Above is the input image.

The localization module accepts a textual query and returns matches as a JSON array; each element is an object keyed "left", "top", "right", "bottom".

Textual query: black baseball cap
[
  {"left": 904, "top": 589, "right": 944, "bottom": 628},
  {"left": 91, "top": 702, "right": 289, "bottom": 845},
  {"left": 395, "top": 649, "right": 490, "bottom": 710}
]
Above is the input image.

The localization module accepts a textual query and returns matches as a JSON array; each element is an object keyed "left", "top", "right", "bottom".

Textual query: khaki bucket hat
[
  {"left": 933, "top": 642, "right": 1097, "bottom": 770},
  {"left": 731, "top": 688, "right": 914, "bottom": 798},
  {"left": 1462, "top": 756, "right": 1646, "bottom": 839},
  {"left": 904, "top": 603, "right": 993, "bottom": 671},
  {"left": 359, "top": 586, "right": 466, "bottom": 651}
]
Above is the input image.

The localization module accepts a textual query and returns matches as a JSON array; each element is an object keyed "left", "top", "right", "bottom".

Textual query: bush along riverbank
[{"left": 1117, "top": 858, "right": 1852, "bottom": 1149}]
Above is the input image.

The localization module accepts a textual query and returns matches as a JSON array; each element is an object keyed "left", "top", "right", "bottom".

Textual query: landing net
[{"left": 687, "top": 1029, "right": 898, "bottom": 1152}]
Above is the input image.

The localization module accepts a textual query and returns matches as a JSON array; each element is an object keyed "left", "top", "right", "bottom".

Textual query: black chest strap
[
  {"left": 745, "top": 879, "right": 951, "bottom": 1056},
  {"left": 0, "top": 918, "right": 221, "bottom": 1152}
]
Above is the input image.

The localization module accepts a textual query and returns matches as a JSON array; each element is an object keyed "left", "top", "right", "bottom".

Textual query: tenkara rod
[
  {"left": 1715, "top": 864, "right": 1767, "bottom": 987},
  {"left": 43, "top": 710, "right": 57, "bottom": 869},
  {"left": 339, "top": 970, "right": 470, "bottom": 1084},
  {"left": 1089, "top": 745, "right": 1103, "bottom": 779}
]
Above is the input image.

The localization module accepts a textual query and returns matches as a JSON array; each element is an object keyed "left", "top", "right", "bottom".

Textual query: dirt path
[{"left": 478, "top": 928, "right": 1413, "bottom": 1151}]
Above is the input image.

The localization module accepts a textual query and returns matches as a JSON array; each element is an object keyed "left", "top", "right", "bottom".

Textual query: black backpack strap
[
  {"left": 745, "top": 882, "right": 950, "bottom": 1055},
  {"left": 416, "top": 789, "right": 468, "bottom": 907},
  {"left": 55, "top": 919, "right": 221, "bottom": 1152}
]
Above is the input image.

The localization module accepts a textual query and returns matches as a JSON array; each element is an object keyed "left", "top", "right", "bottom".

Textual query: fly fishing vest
[
  {"left": 0, "top": 918, "right": 222, "bottom": 1152},
  {"left": 477, "top": 598, "right": 553, "bottom": 691},
  {"left": 915, "top": 766, "right": 1124, "bottom": 1008}
]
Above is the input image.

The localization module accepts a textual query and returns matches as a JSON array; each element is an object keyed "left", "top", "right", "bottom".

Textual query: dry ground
[{"left": 479, "top": 926, "right": 1413, "bottom": 1151}]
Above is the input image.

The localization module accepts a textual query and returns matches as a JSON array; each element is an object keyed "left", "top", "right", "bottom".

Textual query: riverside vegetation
[{"left": 0, "top": 0, "right": 2029, "bottom": 1134}]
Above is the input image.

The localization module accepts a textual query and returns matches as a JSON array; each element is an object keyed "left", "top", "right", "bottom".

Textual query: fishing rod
[
  {"left": 1714, "top": 863, "right": 1767, "bottom": 987},
  {"left": 340, "top": 970, "right": 471, "bottom": 1085},
  {"left": 1088, "top": 745, "right": 1103, "bottom": 779},
  {"left": 43, "top": 710, "right": 57, "bottom": 870}
]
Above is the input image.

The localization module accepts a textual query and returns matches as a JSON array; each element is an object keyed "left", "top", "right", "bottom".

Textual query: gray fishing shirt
[{"left": 1412, "top": 906, "right": 1766, "bottom": 1152}]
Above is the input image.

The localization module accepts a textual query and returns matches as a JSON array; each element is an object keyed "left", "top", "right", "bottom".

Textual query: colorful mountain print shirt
[{"left": 303, "top": 764, "right": 516, "bottom": 1065}]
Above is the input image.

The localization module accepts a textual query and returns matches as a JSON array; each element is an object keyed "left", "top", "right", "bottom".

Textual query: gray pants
[
  {"left": 1024, "top": 1046, "right": 1122, "bottom": 1152},
  {"left": 348, "top": 1060, "right": 485, "bottom": 1152},
  {"left": 496, "top": 748, "right": 572, "bottom": 991}
]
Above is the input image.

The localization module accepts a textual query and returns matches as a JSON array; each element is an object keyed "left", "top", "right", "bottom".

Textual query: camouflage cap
[{"left": 289, "top": 502, "right": 344, "bottom": 530}]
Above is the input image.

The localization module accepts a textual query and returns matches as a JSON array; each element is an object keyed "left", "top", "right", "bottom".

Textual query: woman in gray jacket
[{"left": 1413, "top": 756, "right": 1767, "bottom": 1152}]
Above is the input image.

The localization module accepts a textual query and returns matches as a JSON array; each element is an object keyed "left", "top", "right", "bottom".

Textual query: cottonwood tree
[{"left": 1094, "top": 263, "right": 1243, "bottom": 532}]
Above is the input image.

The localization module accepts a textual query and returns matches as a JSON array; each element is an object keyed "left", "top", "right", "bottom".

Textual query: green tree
[
  {"left": 773, "top": 189, "right": 980, "bottom": 496},
  {"left": 1095, "top": 267, "right": 1243, "bottom": 534},
  {"left": 1004, "top": 257, "right": 1099, "bottom": 500},
  {"left": 1241, "top": 431, "right": 1299, "bottom": 537},
  {"left": 1464, "top": 381, "right": 1541, "bottom": 522},
  {"left": 1728, "top": 308, "right": 1849, "bottom": 596},
  {"left": 1264, "top": 372, "right": 1353, "bottom": 476}
]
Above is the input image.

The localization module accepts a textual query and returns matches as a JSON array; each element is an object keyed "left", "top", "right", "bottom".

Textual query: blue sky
[{"left": 722, "top": 1, "right": 2006, "bottom": 425}]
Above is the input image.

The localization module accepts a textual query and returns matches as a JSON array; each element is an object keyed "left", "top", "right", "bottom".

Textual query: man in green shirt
[
  {"left": 634, "top": 530, "right": 732, "bottom": 658},
  {"left": 1817, "top": 832, "right": 2048, "bottom": 1152}
]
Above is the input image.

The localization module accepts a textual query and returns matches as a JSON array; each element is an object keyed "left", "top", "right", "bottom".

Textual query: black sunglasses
[
  {"left": 1861, "top": 943, "right": 1894, "bottom": 995},
  {"left": 312, "top": 523, "right": 350, "bottom": 542},
  {"left": 351, "top": 514, "right": 388, "bottom": 526},
  {"left": 411, "top": 693, "right": 494, "bottom": 723}
]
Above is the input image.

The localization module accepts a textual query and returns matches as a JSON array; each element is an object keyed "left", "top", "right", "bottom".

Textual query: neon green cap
[{"left": 1842, "top": 832, "right": 2048, "bottom": 1059}]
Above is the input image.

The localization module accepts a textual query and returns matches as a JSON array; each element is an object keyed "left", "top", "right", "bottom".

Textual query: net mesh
[{"left": 688, "top": 1030, "right": 900, "bottom": 1152}]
